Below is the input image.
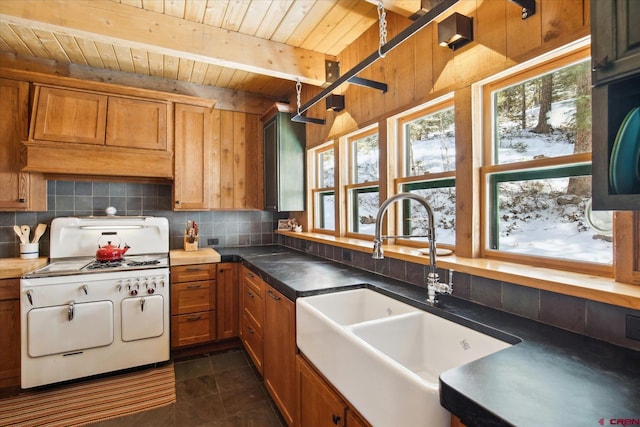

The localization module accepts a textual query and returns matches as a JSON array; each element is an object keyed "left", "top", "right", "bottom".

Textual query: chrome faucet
[{"left": 372, "top": 192, "right": 452, "bottom": 304}]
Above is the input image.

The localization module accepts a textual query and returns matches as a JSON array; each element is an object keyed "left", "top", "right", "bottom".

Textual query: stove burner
[
  {"left": 86, "top": 260, "right": 123, "bottom": 270},
  {"left": 127, "top": 260, "right": 160, "bottom": 267}
]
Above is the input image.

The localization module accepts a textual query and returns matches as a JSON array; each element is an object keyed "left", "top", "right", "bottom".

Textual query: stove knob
[
  {"left": 151, "top": 280, "right": 157, "bottom": 288},
  {"left": 160, "top": 280, "right": 165, "bottom": 288},
  {"left": 147, "top": 288, "right": 155, "bottom": 294},
  {"left": 130, "top": 289, "right": 138, "bottom": 296}
]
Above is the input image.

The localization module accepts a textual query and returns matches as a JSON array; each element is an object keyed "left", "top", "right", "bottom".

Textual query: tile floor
[{"left": 93, "top": 349, "right": 285, "bottom": 427}]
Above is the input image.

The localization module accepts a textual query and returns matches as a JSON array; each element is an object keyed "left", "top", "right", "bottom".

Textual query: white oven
[{"left": 20, "top": 213, "right": 170, "bottom": 388}]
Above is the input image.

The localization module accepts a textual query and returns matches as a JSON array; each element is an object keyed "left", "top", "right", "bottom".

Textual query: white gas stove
[{"left": 20, "top": 213, "right": 170, "bottom": 388}]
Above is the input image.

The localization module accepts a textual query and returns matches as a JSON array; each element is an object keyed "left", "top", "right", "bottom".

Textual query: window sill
[{"left": 277, "top": 230, "right": 640, "bottom": 310}]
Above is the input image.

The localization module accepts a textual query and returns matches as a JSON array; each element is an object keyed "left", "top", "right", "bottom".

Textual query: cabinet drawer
[
  {"left": 171, "top": 264, "right": 216, "bottom": 283},
  {"left": 171, "top": 310, "right": 216, "bottom": 348},
  {"left": 242, "top": 280, "right": 264, "bottom": 334},
  {"left": 170, "top": 280, "right": 216, "bottom": 315},
  {"left": 242, "top": 313, "right": 263, "bottom": 374},
  {"left": 243, "top": 268, "right": 265, "bottom": 296}
]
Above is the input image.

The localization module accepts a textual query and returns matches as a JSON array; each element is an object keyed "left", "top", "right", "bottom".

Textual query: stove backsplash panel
[{"left": 0, "top": 180, "right": 283, "bottom": 258}]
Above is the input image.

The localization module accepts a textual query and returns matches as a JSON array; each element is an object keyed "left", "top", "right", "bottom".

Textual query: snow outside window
[
  {"left": 347, "top": 130, "right": 379, "bottom": 236},
  {"left": 397, "top": 103, "right": 456, "bottom": 248},
  {"left": 312, "top": 145, "right": 335, "bottom": 232},
  {"left": 486, "top": 58, "right": 612, "bottom": 266}
]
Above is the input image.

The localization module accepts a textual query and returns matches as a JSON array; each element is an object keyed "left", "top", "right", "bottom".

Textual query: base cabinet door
[
  {"left": 264, "top": 285, "right": 296, "bottom": 426},
  {"left": 296, "top": 355, "right": 371, "bottom": 427},
  {"left": 0, "top": 279, "right": 20, "bottom": 388},
  {"left": 216, "top": 263, "right": 239, "bottom": 339}
]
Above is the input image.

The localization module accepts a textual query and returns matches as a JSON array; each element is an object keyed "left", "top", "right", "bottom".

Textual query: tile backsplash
[{"left": 0, "top": 180, "right": 283, "bottom": 258}]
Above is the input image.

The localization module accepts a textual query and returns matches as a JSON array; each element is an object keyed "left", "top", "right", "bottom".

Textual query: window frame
[
  {"left": 479, "top": 47, "right": 610, "bottom": 276},
  {"left": 344, "top": 127, "right": 380, "bottom": 239},
  {"left": 310, "top": 143, "right": 336, "bottom": 235},
  {"left": 394, "top": 98, "right": 456, "bottom": 249}
]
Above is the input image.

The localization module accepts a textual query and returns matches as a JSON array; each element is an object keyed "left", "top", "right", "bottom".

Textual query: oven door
[
  {"left": 121, "top": 295, "right": 164, "bottom": 341},
  {"left": 26, "top": 300, "right": 114, "bottom": 357}
]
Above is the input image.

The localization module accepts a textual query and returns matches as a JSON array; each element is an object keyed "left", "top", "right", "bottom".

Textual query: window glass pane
[
  {"left": 491, "top": 173, "right": 612, "bottom": 264},
  {"left": 352, "top": 134, "right": 379, "bottom": 183},
  {"left": 493, "top": 60, "right": 591, "bottom": 164},
  {"left": 315, "top": 191, "right": 335, "bottom": 230},
  {"left": 404, "top": 107, "right": 455, "bottom": 176},
  {"left": 402, "top": 182, "right": 456, "bottom": 246},
  {"left": 352, "top": 188, "right": 379, "bottom": 235},
  {"left": 318, "top": 149, "right": 334, "bottom": 188}
]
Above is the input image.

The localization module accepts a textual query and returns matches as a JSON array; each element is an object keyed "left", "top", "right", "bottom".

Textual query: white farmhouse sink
[{"left": 296, "top": 288, "right": 513, "bottom": 427}]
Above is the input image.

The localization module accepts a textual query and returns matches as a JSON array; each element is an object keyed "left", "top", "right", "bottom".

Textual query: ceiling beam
[{"left": 0, "top": 0, "right": 329, "bottom": 86}]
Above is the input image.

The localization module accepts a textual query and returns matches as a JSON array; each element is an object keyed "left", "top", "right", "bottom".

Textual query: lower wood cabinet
[
  {"left": 264, "top": 285, "right": 296, "bottom": 427},
  {"left": 239, "top": 265, "right": 297, "bottom": 426},
  {"left": 170, "top": 264, "right": 217, "bottom": 348},
  {"left": 216, "top": 263, "right": 239, "bottom": 339},
  {"left": 0, "top": 278, "right": 20, "bottom": 388},
  {"left": 296, "top": 354, "right": 370, "bottom": 427}
]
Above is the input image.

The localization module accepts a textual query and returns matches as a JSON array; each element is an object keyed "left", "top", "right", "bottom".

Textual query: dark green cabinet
[
  {"left": 591, "top": 0, "right": 640, "bottom": 210},
  {"left": 263, "top": 112, "right": 305, "bottom": 212}
]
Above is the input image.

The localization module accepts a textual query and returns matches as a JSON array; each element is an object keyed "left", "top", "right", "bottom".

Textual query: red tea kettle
[{"left": 96, "top": 238, "right": 130, "bottom": 261}]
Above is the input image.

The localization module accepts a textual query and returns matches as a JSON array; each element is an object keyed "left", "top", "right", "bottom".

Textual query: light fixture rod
[
  {"left": 348, "top": 76, "right": 388, "bottom": 93},
  {"left": 292, "top": 0, "right": 459, "bottom": 123}
]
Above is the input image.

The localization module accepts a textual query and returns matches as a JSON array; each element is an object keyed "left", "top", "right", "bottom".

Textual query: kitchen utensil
[
  {"left": 32, "top": 223, "right": 47, "bottom": 243},
  {"left": 96, "top": 236, "right": 130, "bottom": 261},
  {"left": 609, "top": 106, "right": 640, "bottom": 194},
  {"left": 14, "top": 225, "right": 27, "bottom": 244},
  {"left": 21, "top": 225, "right": 30, "bottom": 244}
]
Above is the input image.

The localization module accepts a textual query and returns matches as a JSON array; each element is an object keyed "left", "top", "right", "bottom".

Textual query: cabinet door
[
  {"left": 297, "top": 355, "right": 347, "bottom": 427},
  {"left": 174, "top": 103, "right": 212, "bottom": 210},
  {"left": 106, "top": 97, "right": 168, "bottom": 150},
  {"left": 262, "top": 112, "right": 306, "bottom": 212},
  {"left": 0, "top": 79, "right": 46, "bottom": 211},
  {"left": 32, "top": 85, "right": 107, "bottom": 145},
  {"left": 0, "top": 279, "right": 20, "bottom": 388},
  {"left": 264, "top": 285, "right": 296, "bottom": 426},
  {"left": 170, "top": 280, "right": 216, "bottom": 315},
  {"left": 216, "top": 263, "right": 239, "bottom": 339},
  {"left": 591, "top": 0, "right": 640, "bottom": 84}
]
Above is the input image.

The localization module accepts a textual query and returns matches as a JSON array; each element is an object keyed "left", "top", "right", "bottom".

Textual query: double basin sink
[{"left": 296, "top": 288, "right": 516, "bottom": 427}]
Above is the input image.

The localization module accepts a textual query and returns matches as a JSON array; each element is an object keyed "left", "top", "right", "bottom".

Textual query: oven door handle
[
  {"left": 140, "top": 297, "right": 145, "bottom": 312},
  {"left": 26, "top": 289, "right": 33, "bottom": 305},
  {"left": 68, "top": 301, "right": 75, "bottom": 321}
]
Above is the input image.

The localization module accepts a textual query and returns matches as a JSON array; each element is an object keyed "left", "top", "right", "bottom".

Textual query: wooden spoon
[
  {"left": 32, "top": 223, "right": 47, "bottom": 243},
  {"left": 13, "top": 225, "right": 26, "bottom": 244},
  {"left": 20, "top": 225, "right": 30, "bottom": 244}
]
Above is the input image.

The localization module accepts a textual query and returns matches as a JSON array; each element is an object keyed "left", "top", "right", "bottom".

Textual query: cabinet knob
[
  {"left": 175, "top": 200, "right": 181, "bottom": 205},
  {"left": 332, "top": 414, "right": 341, "bottom": 425}
]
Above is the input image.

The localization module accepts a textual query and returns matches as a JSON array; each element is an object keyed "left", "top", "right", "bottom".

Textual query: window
[
  {"left": 311, "top": 144, "right": 335, "bottom": 232},
  {"left": 481, "top": 51, "right": 612, "bottom": 271},
  {"left": 396, "top": 101, "right": 456, "bottom": 247},
  {"left": 345, "top": 129, "right": 379, "bottom": 236}
]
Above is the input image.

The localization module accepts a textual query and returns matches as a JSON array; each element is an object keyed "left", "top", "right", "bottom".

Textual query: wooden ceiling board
[{"left": 0, "top": 0, "right": 394, "bottom": 102}]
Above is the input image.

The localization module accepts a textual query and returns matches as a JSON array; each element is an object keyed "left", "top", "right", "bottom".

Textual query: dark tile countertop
[{"left": 215, "top": 245, "right": 640, "bottom": 427}]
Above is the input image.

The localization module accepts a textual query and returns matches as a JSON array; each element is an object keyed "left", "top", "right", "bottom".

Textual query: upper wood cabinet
[
  {"left": 263, "top": 111, "right": 305, "bottom": 212},
  {"left": 32, "top": 86, "right": 107, "bottom": 145},
  {"left": 591, "top": 0, "right": 640, "bottom": 85},
  {"left": 106, "top": 97, "right": 168, "bottom": 150},
  {"left": 24, "top": 84, "right": 173, "bottom": 179},
  {"left": 0, "top": 78, "right": 46, "bottom": 211},
  {"left": 591, "top": 0, "right": 640, "bottom": 210},
  {"left": 174, "top": 103, "right": 213, "bottom": 210}
]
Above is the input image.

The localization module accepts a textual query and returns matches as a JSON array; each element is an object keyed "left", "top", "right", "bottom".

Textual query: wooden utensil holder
[{"left": 183, "top": 236, "right": 198, "bottom": 251}]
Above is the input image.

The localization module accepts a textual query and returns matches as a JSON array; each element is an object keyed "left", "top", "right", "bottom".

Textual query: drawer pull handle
[
  {"left": 247, "top": 326, "right": 254, "bottom": 334},
  {"left": 332, "top": 414, "right": 341, "bottom": 425},
  {"left": 247, "top": 291, "right": 254, "bottom": 298},
  {"left": 247, "top": 272, "right": 254, "bottom": 278},
  {"left": 267, "top": 290, "right": 280, "bottom": 301},
  {"left": 187, "top": 315, "right": 202, "bottom": 322},
  {"left": 185, "top": 267, "right": 204, "bottom": 272},
  {"left": 187, "top": 284, "right": 202, "bottom": 289}
]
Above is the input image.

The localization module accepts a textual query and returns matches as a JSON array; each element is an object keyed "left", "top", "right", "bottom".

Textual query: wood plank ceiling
[{"left": 0, "top": 0, "right": 411, "bottom": 101}]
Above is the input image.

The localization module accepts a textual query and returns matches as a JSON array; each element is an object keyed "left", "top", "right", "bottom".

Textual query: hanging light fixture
[{"left": 325, "top": 94, "right": 345, "bottom": 112}]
